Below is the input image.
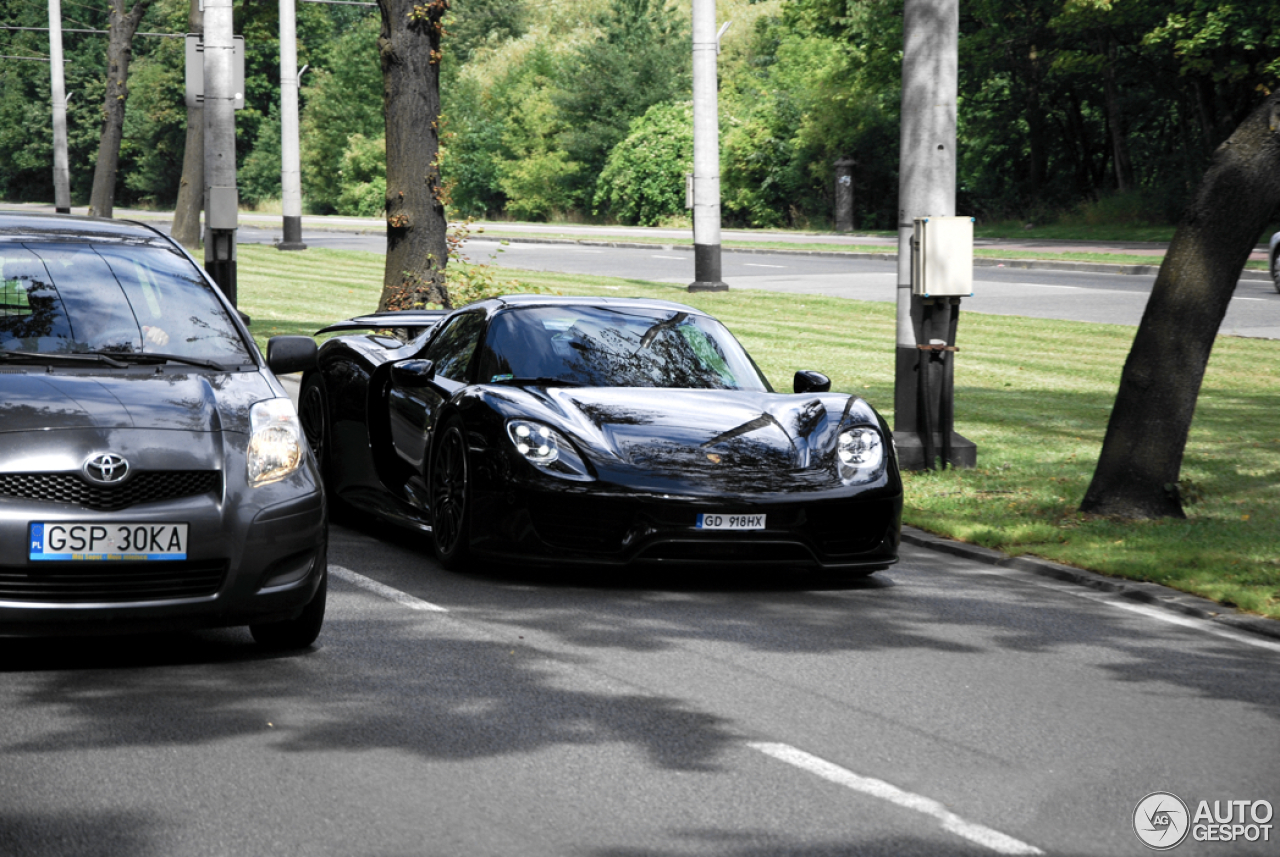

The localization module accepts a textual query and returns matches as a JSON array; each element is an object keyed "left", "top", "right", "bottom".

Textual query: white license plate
[
  {"left": 29, "top": 522, "right": 188, "bottom": 561},
  {"left": 696, "top": 513, "right": 766, "bottom": 531}
]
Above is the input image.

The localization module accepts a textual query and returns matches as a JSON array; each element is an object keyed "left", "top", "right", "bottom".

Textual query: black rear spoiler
[{"left": 315, "top": 310, "right": 448, "bottom": 336}]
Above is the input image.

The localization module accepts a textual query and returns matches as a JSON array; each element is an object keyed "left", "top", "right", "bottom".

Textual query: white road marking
[
  {"left": 946, "top": 559, "right": 1280, "bottom": 654},
  {"left": 1234, "top": 297, "right": 1266, "bottom": 301},
  {"left": 743, "top": 263, "right": 786, "bottom": 268},
  {"left": 330, "top": 565, "right": 448, "bottom": 612},
  {"left": 651, "top": 255, "right": 684, "bottom": 260},
  {"left": 1103, "top": 599, "right": 1280, "bottom": 653},
  {"left": 749, "top": 742, "right": 1044, "bottom": 855}
]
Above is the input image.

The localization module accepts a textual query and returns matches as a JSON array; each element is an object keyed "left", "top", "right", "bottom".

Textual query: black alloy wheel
[
  {"left": 430, "top": 419, "right": 471, "bottom": 569},
  {"left": 299, "top": 374, "right": 331, "bottom": 482}
]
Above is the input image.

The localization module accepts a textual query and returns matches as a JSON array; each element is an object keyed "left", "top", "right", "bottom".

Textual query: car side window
[{"left": 422, "top": 312, "right": 485, "bottom": 382}]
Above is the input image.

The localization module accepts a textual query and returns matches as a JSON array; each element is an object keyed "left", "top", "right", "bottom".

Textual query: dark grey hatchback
[{"left": 0, "top": 212, "right": 326, "bottom": 648}]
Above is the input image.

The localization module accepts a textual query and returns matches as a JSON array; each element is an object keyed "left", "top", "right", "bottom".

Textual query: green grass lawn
[{"left": 237, "top": 244, "right": 1280, "bottom": 620}]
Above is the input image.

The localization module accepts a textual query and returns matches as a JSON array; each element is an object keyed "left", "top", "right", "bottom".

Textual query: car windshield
[
  {"left": 0, "top": 242, "right": 252, "bottom": 364},
  {"left": 476, "top": 305, "right": 769, "bottom": 391}
]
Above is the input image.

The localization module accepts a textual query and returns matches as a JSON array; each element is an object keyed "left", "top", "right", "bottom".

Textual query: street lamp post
[
  {"left": 48, "top": 0, "right": 71, "bottom": 214},
  {"left": 277, "top": 0, "right": 306, "bottom": 251},
  {"left": 893, "top": 0, "right": 975, "bottom": 469},
  {"left": 688, "top": 0, "right": 726, "bottom": 292},
  {"left": 203, "top": 0, "right": 238, "bottom": 305}
]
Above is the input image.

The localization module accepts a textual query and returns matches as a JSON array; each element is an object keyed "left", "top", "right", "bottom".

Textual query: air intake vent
[{"left": 0, "top": 559, "right": 227, "bottom": 602}]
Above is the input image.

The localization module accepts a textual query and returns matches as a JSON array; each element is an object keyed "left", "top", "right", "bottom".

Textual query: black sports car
[
  {"left": 301, "top": 295, "right": 901, "bottom": 572},
  {"left": 0, "top": 212, "right": 326, "bottom": 647}
]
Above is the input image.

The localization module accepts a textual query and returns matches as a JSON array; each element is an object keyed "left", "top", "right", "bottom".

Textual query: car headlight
[
  {"left": 506, "top": 419, "right": 592, "bottom": 481},
  {"left": 837, "top": 427, "right": 885, "bottom": 484},
  {"left": 248, "top": 398, "right": 304, "bottom": 487}
]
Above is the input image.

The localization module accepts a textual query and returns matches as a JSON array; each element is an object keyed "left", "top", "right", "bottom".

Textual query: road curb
[
  {"left": 478, "top": 235, "right": 1273, "bottom": 283},
  {"left": 901, "top": 526, "right": 1280, "bottom": 642}
]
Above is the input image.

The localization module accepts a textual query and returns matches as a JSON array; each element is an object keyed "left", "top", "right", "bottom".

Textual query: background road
[
  {"left": 229, "top": 225, "right": 1280, "bottom": 340},
  {"left": 3, "top": 514, "right": 1277, "bottom": 857}
]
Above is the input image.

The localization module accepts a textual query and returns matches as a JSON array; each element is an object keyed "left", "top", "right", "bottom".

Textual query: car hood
[
  {"left": 504, "top": 386, "right": 887, "bottom": 493},
  {"left": 0, "top": 370, "right": 275, "bottom": 435}
]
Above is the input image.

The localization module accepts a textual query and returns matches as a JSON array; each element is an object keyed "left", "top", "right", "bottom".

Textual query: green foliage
[
  {"left": 334, "top": 134, "right": 387, "bottom": 217},
  {"left": 594, "top": 101, "right": 692, "bottom": 226},
  {"left": 5, "top": 0, "right": 1280, "bottom": 231},
  {"left": 552, "top": 0, "right": 691, "bottom": 207},
  {"left": 299, "top": 15, "right": 384, "bottom": 213},
  {"left": 239, "top": 102, "right": 282, "bottom": 206},
  {"left": 442, "top": 0, "right": 528, "bottom": 64}
]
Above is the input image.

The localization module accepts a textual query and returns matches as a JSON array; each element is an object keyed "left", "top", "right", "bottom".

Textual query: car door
[{"left": 387, "top": 311, "right": 486, "bottom": 469}]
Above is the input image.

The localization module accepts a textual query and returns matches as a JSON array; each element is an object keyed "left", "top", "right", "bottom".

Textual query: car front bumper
[
  {"left": 0, "top": 443, "right": 326, "bottom": 638},
  {"left": 469, "top": 482, "right": 902, "bottom": 571}
]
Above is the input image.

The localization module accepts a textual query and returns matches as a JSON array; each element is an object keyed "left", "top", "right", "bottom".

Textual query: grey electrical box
[
  {"left": 185, "top": 34, "right": 245, "bottom": 110},
  {"left": 912, "top": 215, "right": 974, "bottom": 297},
  {"left": 207, "top": 186, "right": 239, "bottom": 229}
]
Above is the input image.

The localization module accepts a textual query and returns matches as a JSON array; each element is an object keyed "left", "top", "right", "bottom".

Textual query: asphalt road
[
  {"left": 3, "top": 516, "right": 1278, "bottom": 857},
  {"left": 232, "top": 226, "right": 1280, "bottom": 340}
]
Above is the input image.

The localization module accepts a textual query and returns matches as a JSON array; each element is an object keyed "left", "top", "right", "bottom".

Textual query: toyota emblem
[{"left": 83, "top": 452, "right": 130, "bottom": 485}]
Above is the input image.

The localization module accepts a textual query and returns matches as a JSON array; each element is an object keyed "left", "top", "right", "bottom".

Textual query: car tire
[
  {"left": 250, "top": 563, "right": 327, "bottom": 650},
  {"left": 430, "top": 418, "right": 472, "bottom": 570},
  {"left": 1272, "top": 249, "right": 1280, "bottom": 295},
  {"left": 299, "top": 373, "right": 331, "bottom": 484}
]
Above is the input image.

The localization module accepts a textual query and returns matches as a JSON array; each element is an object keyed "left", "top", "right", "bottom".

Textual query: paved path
[{"left": 3, "top": 202, "right": 1270, "bottom": 261}]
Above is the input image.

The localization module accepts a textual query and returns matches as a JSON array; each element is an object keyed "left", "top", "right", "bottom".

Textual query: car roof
[
  {"left": 484, "top": 294, "right": 707, "bottom": 316},
  {"left": 0, "top": 211, "right": 172, "bottom": 246}
]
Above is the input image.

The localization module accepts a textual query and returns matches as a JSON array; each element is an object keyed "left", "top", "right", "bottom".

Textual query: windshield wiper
[
  {"left": 0, "top": 348, "right": 128, "bottom": 368},
  {"left": 489, "top": 376, "right": 580, "bottom": 387},
  {"left": 93, "top": 351, "right": 229, "bottom": 371}
]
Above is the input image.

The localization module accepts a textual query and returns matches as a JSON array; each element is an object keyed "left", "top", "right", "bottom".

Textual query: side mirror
[
  {"left": 793, "top": 370, "right": 831, "bottom": 394},
  {"left": 266, "top": 336, "right": 317, "bottom": 375},
  {"left": 390, "top": 358, "right": 435, "bottom": 388}
]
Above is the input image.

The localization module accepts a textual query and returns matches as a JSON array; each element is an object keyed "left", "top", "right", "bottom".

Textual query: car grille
[
  {"left": 0, "top": 560, "right": 227, "bottom": 603},
  {"left": 0, "top": 471, "right": 220, "bottom": 512}
]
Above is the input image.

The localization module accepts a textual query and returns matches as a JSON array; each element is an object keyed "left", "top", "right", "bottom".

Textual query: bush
[
  {"left": 334, "top": 134, "right": 387, "bottom": 217},
  {"left": 594, "top": 101, "right": 693, "bottom": 226}
]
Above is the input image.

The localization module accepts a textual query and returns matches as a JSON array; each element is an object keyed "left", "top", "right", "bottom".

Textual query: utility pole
[
  {"left": 688, "top": 0, "right": 726, "bottom": 292},
  {"left": 48, "top": 0, "right": 71, "bottom": 214},
  {"left": 203, "top": 0, "right": 238, "bottom": 305},
  {"left": 277, "top": 0, "right": 306, "bottom": 250},
  {"left": 893, "top": 0, "right": 975, "bottom": 469}
]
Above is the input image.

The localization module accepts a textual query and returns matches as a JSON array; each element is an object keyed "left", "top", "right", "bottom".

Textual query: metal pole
[
  {"left": 203, "top": 0, "right": 238, "bottom": 305},
  {"left": 277, "top": 0, "right": 306, "bottom": 250},
  {"left": 48, "top": 0, "right": 71, "bottom": 214},
  {"left": 893, "top": 0, "right": 974, "bottom": 469},
  {"left": 834, "top": 158, "right": 855, "bottom": 232},
  {"left": 688, "top": 0, "right": 726, "bottom": 292}
]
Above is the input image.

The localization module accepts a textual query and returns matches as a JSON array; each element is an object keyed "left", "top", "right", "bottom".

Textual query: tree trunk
[
  {"left": 1102, "top": 36, "right": 1134, "bottom": 192},
  {"left": 170, "top": 0, "right": 203, "bottom": 248},
  {"left": 87, "top": 0, "right": 152, "bottom": 219},
  {"left": 1080, "top": 92, "right": 1280, "bottom": 519},
  {"left": 375, "top": 0, "right": 450, "bottom": 311}
]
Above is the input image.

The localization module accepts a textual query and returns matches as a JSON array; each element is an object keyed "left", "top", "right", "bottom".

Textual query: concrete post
[
  {"left": 48, "top": 0, "right": 71, "bottom": 214},
  {"left": 834, "top": 158, "right": 855, "bottom": 232},
  {"left": 277, "top": 0, "right": 306, "bottom": 250},
  {"left": 203, "top": 0, "right": 238, "bottom": 306},
  {"left": 689, "top": 0, "right": 726, "bottom": 292},
  {"left": 893, "top": 0, "right": 975, "bottom": 469}
]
